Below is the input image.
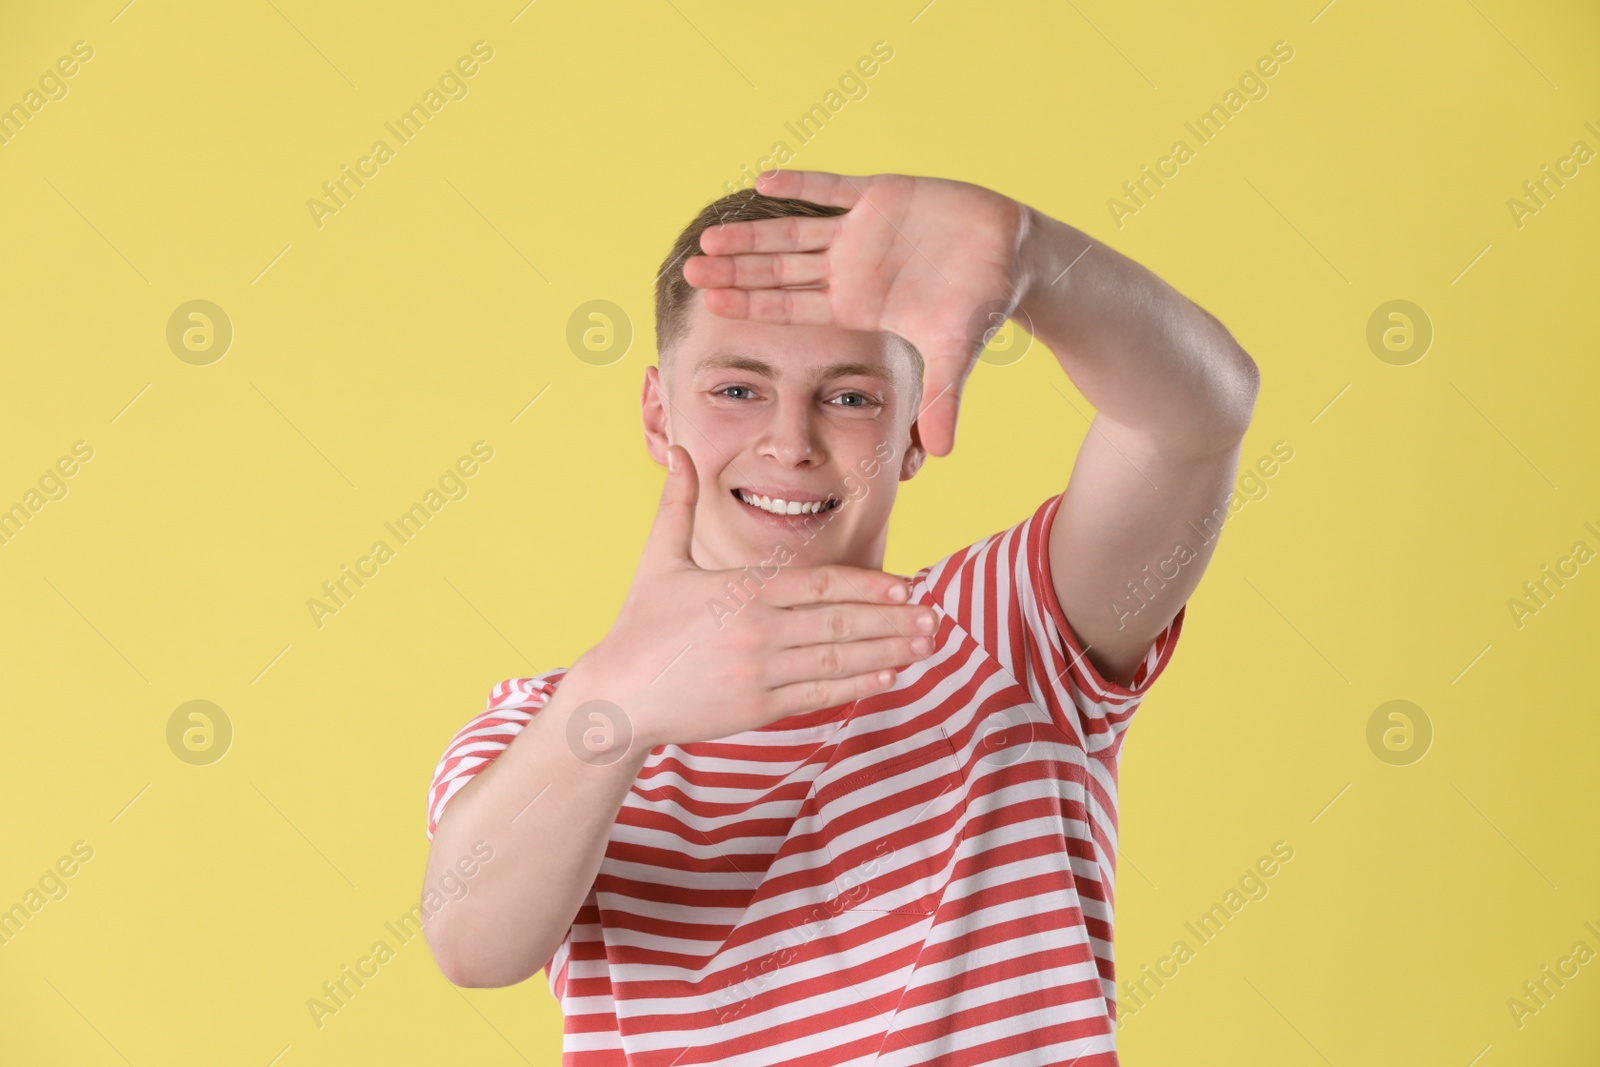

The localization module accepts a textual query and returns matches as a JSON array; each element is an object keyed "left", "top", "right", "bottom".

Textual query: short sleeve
[
  {"left": 920, "top": 492, "right": 1184, "bottom": 760},
  {"left": 425, "top": 669, "right": 568, "bottom": 840}
]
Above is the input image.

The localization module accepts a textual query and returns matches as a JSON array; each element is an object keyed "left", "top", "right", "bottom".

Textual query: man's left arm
[
  {"left": 678, "top": 167, "right": 1259, "bottom": 685},
  {"left": 1013, "top": 207, "right": 1260, "bottom": 688}
]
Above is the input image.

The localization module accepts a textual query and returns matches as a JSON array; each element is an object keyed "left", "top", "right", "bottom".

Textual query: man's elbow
[
  {"left": 1225, "top": 347, "right": 1261, "bottom": 435},
  {"left": 424, "top": 920, "right": 534, "bottom": 989},
  {"left": 425, "top": 924, "right": 480, "bottom": 987},
  {"left": 430, "top": 950, "right": 529, "bottom": 989},
  {"left": 435, "top": 958, "right": 490, "bottom": 988},
  {"left": 1190, "top": 332, "right": 1259, "bottom": 448},
  {"left": 1167, "top": 347, "right": 1257, "bottom": 457},
  {"left": 1190, "top": 304, "right": 1260, "bottom": 441}
]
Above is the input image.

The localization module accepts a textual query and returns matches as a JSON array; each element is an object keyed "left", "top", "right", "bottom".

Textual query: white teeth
[{"left": 737, "top": 490, "right": 833, "bottom": 516}]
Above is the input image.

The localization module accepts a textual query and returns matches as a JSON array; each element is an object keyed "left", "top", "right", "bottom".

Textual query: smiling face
[{"left": 642, "top": 294, "right": 926, "bottom": 573}]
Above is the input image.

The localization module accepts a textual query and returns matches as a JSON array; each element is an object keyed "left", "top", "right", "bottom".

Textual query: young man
[{"left": 422, "top": 170, "right": 1259, "bottom": 1065}]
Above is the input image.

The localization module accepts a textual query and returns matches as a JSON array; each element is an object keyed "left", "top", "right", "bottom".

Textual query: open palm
[{"left": 683, "top": 170, "right": 1029, "bottom": 457}]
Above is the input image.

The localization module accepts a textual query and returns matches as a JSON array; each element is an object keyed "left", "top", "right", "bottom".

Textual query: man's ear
[
  {"left": 642, "top": 365, "right": 671, "bottom": 467},
  {"left": 900, "top": 416, "right": 927, "bottom": 482}
]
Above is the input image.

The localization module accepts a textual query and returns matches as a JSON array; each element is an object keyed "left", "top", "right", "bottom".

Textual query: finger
[
  {"left": 764, "top": 634, "right": 932, "bottom": 690},
  {"left": 698, "top": 215, "right": 838, "bottom": 256},
  {"left": 701, "top": 287, "right": 834, "bottom": 326},
  {"left": 915, "top": 389, "right": 959, "bottom": 458},
  {"left": 913, "top": 367, "right": 969, "bottom": 459},
  {"left": 683, "top": 252, "right": 828, "bottom": 290},
  {"left": 767, "top": 667, "right": 902, "bottom": 719},
  {"left": 758, "top": 565, "right": 915, "bottom": 609},
  {"left": 639, "top": 445, "right": 698, "bottom": 569},
  {"left": 775, "top": 602, "right": 939, "bottom": 648},
  {"left": 753, "top": 169, "right": 864, "bottom": 210}
]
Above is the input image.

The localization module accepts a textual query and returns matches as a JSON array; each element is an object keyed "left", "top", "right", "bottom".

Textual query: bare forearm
[
  {"left": 1014, "top": 206, "right": 1259, "bottom": 451},
  {"left": 422, "top": 657, "right": 648, "bottom": 988}
]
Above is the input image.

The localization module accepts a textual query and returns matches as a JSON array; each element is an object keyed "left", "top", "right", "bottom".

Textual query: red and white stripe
[{"left": 426, "top": 491, "right": 1184, "bottom": 1065}]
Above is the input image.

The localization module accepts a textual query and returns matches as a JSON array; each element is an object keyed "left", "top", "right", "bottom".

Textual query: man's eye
[
  {"left": 716, "top": 385, "right": 756, "bottom": 400},
  {"left": 831, "top": 392, "right": 879, "bottom": 408}
]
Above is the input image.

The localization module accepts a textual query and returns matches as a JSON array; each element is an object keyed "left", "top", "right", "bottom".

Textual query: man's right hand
[{"left": 577, "top": 445, "right": 939, "bottom": 750}]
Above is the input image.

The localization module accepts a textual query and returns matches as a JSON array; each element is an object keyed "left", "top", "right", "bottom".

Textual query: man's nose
[{"left": 759, "top": 397, "right": 823, "bottom": 465}]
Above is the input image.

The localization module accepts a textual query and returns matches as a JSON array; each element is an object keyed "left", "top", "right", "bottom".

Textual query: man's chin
[{"left": 727, "top": 528, "right": 843, "bottom": 571}]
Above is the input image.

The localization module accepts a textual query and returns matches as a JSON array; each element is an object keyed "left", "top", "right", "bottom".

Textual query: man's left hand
[{"left": 683, "top": 169, "right": 1031, "bottom": 458}]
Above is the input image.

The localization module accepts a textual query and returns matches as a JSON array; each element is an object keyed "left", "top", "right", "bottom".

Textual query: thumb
[{"left": 641, "top": 444, "right": 699, "bottom": 569}]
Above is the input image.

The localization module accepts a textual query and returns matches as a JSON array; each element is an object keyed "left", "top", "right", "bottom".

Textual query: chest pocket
[{"left": 811, "top": 730, "right": 964, "bottom": 916}]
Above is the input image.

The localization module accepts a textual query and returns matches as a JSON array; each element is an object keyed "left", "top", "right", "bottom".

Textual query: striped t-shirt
[{"left": 426, "top": 491, "right": 1185, "bottom": 1065}]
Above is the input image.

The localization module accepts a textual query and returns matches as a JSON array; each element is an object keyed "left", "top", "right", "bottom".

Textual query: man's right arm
[
  {"left": 421, "top": 655, "right": 647, "bottom": 988},
  {"left": 420, "top": 443, "right": 939, "bottom": 987}
]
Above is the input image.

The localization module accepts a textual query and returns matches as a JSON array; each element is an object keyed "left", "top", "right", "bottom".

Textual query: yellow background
[{"left": 2, "top": 0, "right": 1597, "bottom": 1063}]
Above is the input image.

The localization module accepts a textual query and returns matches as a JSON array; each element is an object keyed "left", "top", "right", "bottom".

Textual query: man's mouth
[{"left": 732, "top": 488, "right": 842, "bottom": 517}]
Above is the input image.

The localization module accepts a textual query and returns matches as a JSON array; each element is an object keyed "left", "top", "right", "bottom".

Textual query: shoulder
[
  {"left": 915, "top": 492, "right": 1058, "bottom": 620},
  {"left": 482, "top": 668, "right": 570, "bottom": 716},
  {"left": 909, "top": 493, "right": 1183, "bottom": 757},
  {"left": 425, "top": 666, "right": 571, "bottom": 839}
]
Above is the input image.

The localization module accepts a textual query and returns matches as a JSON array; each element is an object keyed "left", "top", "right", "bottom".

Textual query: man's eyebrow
[{"left": 690, "top": 353, "right": 891, "bottom": 381}]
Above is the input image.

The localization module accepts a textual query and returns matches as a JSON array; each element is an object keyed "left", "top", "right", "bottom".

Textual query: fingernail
[
  {"left": 668, "top": 448, "right": 679, "bottom": 473},
  {"left": 888, "top": 584, "right": 908, "bottom": 603},
  {"left": 912, "top": 636, "right": 934, "bottom": 655},
  {"left": 917, "top": 612, "right": 936, "bottom": 633}
]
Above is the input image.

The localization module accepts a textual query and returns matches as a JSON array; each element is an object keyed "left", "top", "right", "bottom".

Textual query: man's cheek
[{"left": 857, "top": 438, "right": 898, "bottom": 481}]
